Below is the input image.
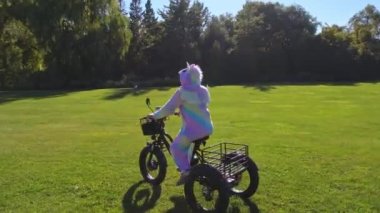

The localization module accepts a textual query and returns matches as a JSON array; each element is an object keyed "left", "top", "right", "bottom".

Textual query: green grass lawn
[{"left": 1, "top": 83, "right": 379, "bottom": 212}]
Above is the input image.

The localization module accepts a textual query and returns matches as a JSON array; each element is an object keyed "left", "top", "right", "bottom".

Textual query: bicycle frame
[
  {"left": 146, "top": 122, "right": 206, "bottom": 165},
  {"left": 146, "top": 123, "right": 173, "bottom": 154}
]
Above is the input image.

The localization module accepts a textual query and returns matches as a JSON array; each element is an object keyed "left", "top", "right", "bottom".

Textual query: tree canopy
[{"left": 1, "top": 0, "right": 379, "bottom": 89}]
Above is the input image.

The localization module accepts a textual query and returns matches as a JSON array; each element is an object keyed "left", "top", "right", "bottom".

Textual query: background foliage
[{"left": 1, "top": 0, "right": 379, "bottom": 89}]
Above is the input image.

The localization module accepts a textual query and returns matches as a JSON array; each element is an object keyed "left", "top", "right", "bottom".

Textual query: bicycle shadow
[
  {"left": 166, "top": 195, "right": 260, "bottom": 213},
  {"left": 166, "top": 196, "right": 191, "bottom": 213},
  {"left": 228, "top": 195, "right": 260, "bottom": 213},
  {"left": 122, "top": 180, "right": 162, "bottom": 213}
]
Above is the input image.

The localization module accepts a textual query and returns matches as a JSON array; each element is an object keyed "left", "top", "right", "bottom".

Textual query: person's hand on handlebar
[
  {"left": 147, "top": 113, "right": 155, "bottom": 120},
  {"left": 147, "top": 111, "right": 179, "bottom": 120}
]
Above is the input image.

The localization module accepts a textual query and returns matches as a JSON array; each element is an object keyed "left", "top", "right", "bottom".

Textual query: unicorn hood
[
  {"left": 179, "top": 63, "right": 203, "bottom": 89},
  {"left": 178, "top": 63, "right": 210, "bottom": 105}
]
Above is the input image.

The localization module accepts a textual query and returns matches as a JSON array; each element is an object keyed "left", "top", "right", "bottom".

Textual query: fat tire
[
  {"left": 184, "top": 164, "right": 229, "bottom": 212},
  {"left": 139, "top": 146, "right": 167, "bottom": 185},
  {"left": 230, "top": 157, "right": 259, "bottom": 198}
]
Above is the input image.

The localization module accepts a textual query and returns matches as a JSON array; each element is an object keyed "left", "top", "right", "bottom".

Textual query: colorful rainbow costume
[{"left": 152, "top": 64, "right": 213, "bottom": 172}]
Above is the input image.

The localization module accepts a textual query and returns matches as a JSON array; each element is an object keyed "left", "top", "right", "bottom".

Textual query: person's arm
[{"left": 152, "top": 89, "right": 181, "bottom": 119}]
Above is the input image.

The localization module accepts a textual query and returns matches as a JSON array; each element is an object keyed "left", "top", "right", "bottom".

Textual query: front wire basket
[
  {"left": 201, "top": 143, "right": 249, "bottom": 178},
  {"left": 140, "top": 117, "right": 162, "bottom": 135}
]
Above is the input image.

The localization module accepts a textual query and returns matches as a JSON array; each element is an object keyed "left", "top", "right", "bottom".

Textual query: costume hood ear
[
  {"left": 188, "top": 64, "right": 203, "bottom": 85},
  {"left": 179, "top": 63, "right": 203, "bottom": 88}
]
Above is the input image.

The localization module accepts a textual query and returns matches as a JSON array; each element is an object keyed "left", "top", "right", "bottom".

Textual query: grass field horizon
[{"left": 1, "top": 83, "right": 379, "bottom": 212}]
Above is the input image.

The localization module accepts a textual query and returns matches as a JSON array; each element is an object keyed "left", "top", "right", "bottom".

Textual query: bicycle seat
[{"left": 192, "top": 136, "right": 209, "bottom": 146}]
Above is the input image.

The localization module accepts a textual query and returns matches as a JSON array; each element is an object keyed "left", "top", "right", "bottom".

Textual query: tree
[
  {"left": 127, "top": 0, "right": 144, "bottom": 77},
  {"left": 118, "top": 0, "right": 124, "bottom": 11},
  {"left": 0, "top": 19, "right": 43, "bottom": 88},
  {"left": 141, "top": 0, "right": 162, "bottom": 78},
  {"left": 348, "top": 4, "right": 380, "bottom": 80},
  {"left": 315, "top": 25, "right": 357, "bottom": 81},
  {"left": 234, "top": 2, "right": 318, "bottom": 82},
  {"left": 143, "top": 0, "right": 157, "bottom": 35},
  {"left": 349, "top": 4, "right": 380, "bottom": 58},
  {"left": 187, "top": 1, "right": 209, "bottom": 62},
  {"left": 29, "top": 0, "right": 131, "bottom": 88},
  {"left": 157, "top": 0, "right": 208, "bottom": 77},
  {"left": 158, "top": 0, "right": 190, "bottom": 77},
  {"left": 0, "top": 1, "right": 44, "bottom": 88},
  {"left": 202, "top": 14, "right": 235, "bottom": 83},
  {"left": 129, "top": 0, "right": 143, "bottom": 36}
]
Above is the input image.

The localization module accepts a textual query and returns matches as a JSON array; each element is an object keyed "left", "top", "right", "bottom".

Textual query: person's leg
[{"left": 170, "top": 134, "right": 193, "bottom": 172}]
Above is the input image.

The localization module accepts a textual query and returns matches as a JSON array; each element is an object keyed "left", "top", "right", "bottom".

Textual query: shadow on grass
[
  {"left": 122, "top": 180, "right": 162, "bottom": 213},
  {"left": 228, "top": 196, "right": 260, "bottom": 213},
  {"left": 246, "top": 84, "right": 276, "bottom": 92},
  {"left": 122, "top": 180, "right": 260, "bottom": 212},
  {"left": 166, "top": 196, "right": 191, "bottom": 213},
  {"left": 104, "top": 88, "right": 149, "bottom": 100},
  {"left": 104, "top": 87, "right": 172, "bottom": 100},
  {"left": 0, "top": 90, "right": 74, "bottom": 105},
  {"left": 166, "top": 195, "right": 260, "bottom": 213},
  {"left": 0, "top": 87, "right": 173, "bottom": 104},
  {"left": 242, "top": 81, "right": 367, "bottom": 92}
]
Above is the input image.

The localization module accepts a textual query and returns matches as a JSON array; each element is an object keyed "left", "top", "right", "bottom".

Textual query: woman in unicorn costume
[{"left": 150, "top": 63, "right": 213, "bottom": 185}]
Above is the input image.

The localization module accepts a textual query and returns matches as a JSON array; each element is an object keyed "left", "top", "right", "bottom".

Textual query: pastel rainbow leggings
[{"left": 170, "top": 135, "right": 195, "bottom": 172}]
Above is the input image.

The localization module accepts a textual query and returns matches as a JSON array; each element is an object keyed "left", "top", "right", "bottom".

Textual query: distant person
[{"left": 149, "top": 63, "right": 213, "bottom": 185}]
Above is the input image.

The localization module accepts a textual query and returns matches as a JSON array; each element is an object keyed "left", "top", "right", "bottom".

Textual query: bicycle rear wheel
[
  {"left": 184, "top": 164, "right": 229, "bottom": 212},
  {"left": 229, "top": 157, "right": 259, "bottom": 198}
]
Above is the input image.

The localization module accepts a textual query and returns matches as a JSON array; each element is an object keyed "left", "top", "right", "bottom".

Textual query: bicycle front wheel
[{"left": 139, "top": 146, "right": 167, "bottom": 185}]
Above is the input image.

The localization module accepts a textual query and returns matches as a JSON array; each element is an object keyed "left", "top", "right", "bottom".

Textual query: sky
[{"left": 124, "top": 0, "right": 380, "bottom": 26}]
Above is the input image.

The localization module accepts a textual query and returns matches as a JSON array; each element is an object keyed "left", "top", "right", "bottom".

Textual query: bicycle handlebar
[{"left": 145, "top": 98, "right": 180, "bottom": 122}]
